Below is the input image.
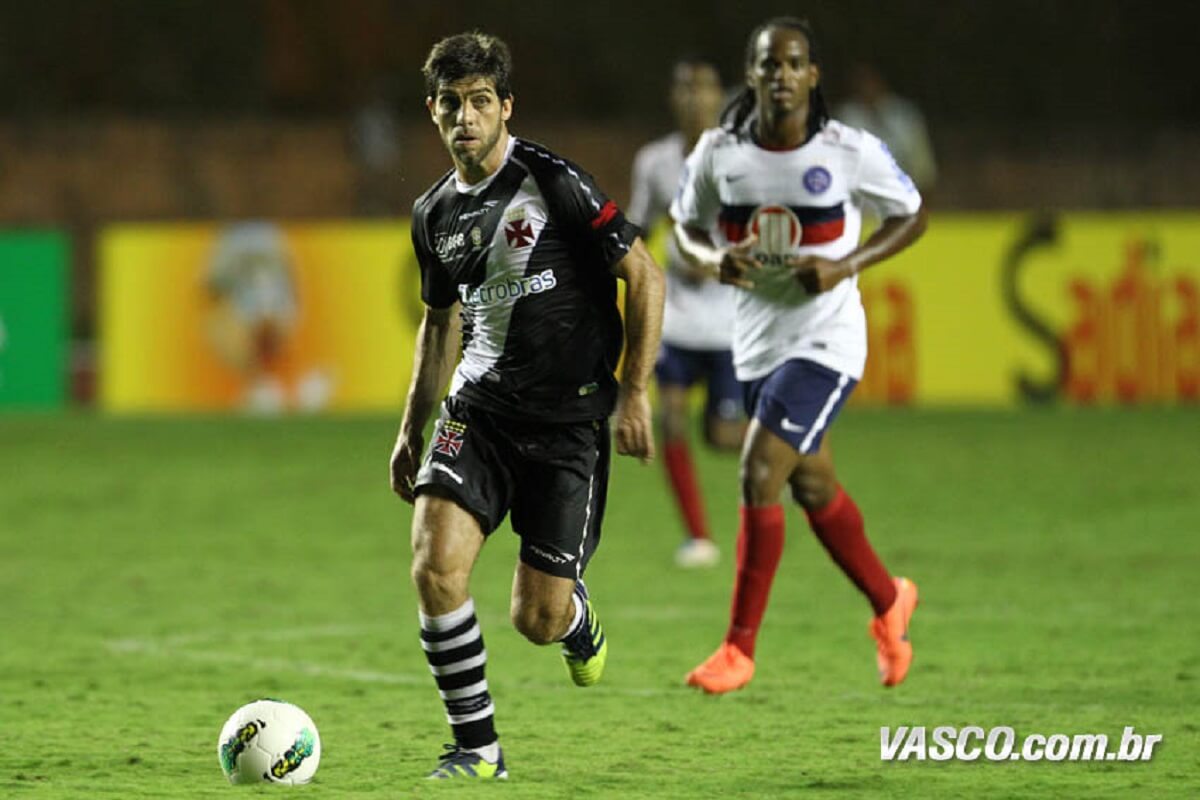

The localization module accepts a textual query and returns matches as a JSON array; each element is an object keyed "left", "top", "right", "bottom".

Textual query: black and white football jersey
[{"left": 412, "top": 136, "right": 641, "bottom": 422}]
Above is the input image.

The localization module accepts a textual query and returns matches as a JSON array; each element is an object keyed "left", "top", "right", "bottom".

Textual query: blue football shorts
[
  {"left": 655, "top": 342, "right": 743, "bottom": 422},
  {"left": 742, "top": 358, "right": 857, "bottom": 454}
]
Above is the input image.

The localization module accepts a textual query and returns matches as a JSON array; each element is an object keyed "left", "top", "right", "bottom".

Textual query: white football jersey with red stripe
[{"left": 670, "top": 120, "right": 922, "bottom": 381}]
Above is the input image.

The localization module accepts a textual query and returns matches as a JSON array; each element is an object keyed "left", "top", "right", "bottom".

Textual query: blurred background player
[
  {"left": 390, "top": 32, "right": 664, "bottom": 779},
  {"left": 628, "top": 59, "right": 743, "bottom": 569},
  {"left": 835, "top": 62, "right": 937, "bottom": 192},
  {"left": 672, "top": 17, "right": 928, "bottom": 694}
]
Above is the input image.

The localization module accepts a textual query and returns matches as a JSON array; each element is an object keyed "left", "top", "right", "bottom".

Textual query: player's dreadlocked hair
[
  {"left": 423, "top": 31, "right": 513, "bottom": 100},
  {"left": 720, "top": 17, "right": 830, "bottom": 139}
]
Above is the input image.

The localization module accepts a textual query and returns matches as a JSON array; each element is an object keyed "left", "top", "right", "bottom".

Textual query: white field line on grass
[
  {"left": 102, "top": 625, "right": 677, "bottom": 697},
  {"left": 107, "top": 622, "right": 392, "bottom": 651},
  {"left": 104, "top": 603, "right": 709, "bottom": 654},
  {"left": 103, "top": 630, "right": 1125, "bottom": 709},
  {"left": 107, "top": 636, "right": 430, "bottom": 686}
]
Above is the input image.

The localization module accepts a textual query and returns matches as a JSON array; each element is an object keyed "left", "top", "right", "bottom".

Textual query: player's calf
[{"left": 511, "top": 601, "right": 571, "bottom": 645}]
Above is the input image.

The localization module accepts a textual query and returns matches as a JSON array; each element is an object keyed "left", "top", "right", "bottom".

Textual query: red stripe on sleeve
[{"left": 590, "top": 200, "right": 618, "bottom": 230}]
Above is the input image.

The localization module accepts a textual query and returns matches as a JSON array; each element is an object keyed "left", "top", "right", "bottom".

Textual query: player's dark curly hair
[
  {"left": 720, "top": 17, "right": 829, "bottom": 139},
  {"left": 422, "top": 31, "right": 513, "bottom": 100}
]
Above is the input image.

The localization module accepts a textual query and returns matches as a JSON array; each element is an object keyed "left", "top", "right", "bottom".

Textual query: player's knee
[
  {"left": 789, "top": 470, "right": 837, "bottom": 511},
  {"left": 410, "top": 556, "right": 469, "bottom": 610},
  {"left": 510, "top": 601, "right": 567, "bottom": 645},
  {"left": 740, "top": 454, "right": 781, "bottom": 505}
]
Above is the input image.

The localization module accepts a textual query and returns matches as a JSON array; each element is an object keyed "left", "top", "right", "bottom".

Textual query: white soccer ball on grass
[{"left": 217, "top": 699, "right": 321, "bottom": 785}]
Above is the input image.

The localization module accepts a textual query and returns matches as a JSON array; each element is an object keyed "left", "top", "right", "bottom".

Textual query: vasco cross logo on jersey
[{"left": 505, "top": 219, "right": 535, "bottom": 249}]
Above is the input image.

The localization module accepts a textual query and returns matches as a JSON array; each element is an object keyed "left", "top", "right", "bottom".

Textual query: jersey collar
[{"left": 453, "top": 135, "right": 517, "bottom": 195}]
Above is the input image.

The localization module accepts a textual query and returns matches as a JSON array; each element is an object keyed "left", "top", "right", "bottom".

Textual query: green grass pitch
[{"left": 1, "top": 409, "right": 1198, "bottom": 797}]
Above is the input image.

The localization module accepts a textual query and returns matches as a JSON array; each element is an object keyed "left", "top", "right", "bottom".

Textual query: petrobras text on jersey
[{"left": 459, "top": 269, "right": 558, "bottom": 307}]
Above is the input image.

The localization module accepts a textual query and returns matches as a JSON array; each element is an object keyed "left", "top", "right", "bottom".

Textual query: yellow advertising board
[
  {"left": 855, "top": 213, "right": 1200, "bottom": 406},
  {"left": 100, "top": 222, "right": 423, "bottom": 412},
  {"left": 101, "top": 213, "right": 1199, "bottom": 412}
]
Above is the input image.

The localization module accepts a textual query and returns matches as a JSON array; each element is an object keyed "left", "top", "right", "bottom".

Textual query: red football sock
[
  {"left": 805, "top": 487, "right": 897, "bottom": 616},
  {"left": 663, "top": 440, "right": 711, "bottom": 541},
  {"left": 724, "top": 504, "right": 785, "bottom": 659}
]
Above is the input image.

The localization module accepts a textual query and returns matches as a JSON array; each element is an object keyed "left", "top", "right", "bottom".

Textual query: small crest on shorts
[
  {"left": 470, "top": 227, "right": 483, "bottom": 247},
  {"left": 433, "top": 420, "right": 467, "bottom": 458}
]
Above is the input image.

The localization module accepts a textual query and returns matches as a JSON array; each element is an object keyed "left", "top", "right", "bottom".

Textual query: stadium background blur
[
  {"left": 0, "top": 0, "right": 1197, "bottom": 396},
  {"left": 2, "top": 2, "right": 1199, "bottom": 797}
]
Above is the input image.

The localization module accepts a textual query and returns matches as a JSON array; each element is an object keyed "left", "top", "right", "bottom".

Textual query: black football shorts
[{"left": 414, "top": 396, "right": 610, "bottom": 580}]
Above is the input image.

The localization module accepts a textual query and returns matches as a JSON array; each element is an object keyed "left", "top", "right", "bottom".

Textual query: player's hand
[
  {"left": 614, "top": 387, "right": 654, "bottom": 464},
  {"left": 718, "top": 234, "right": 761, "bottom": 289},
  {"left": 390, "top": 431, "right": 424, "bottom": 503},
  {"left": 789, "top": 255, "right": 854, "bottom": 294}
]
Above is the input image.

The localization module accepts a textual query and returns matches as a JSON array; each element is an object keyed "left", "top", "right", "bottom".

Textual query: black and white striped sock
[
  {"left": 560, "top": 589, "right": 585, "bottom": 643},
  {"left": 419, "top": 598, "right": 497, "bottom": 751}
]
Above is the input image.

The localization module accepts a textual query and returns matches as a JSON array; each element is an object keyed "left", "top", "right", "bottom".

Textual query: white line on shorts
[{"left": 800, "top": 373, "right": 850, "bottom": 452}]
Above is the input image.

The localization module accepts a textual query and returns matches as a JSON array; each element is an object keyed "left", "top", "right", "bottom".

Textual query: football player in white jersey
[
  {"left": 628, "top": 60, "right": 742, "bottom": 569},
  {"left": 671, "top": 17, "right": 928, "bottom": 694}
]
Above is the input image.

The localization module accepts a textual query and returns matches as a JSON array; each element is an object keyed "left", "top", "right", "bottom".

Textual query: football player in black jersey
[{"left": 389, "top": 31, "right": 664, "bottom": 779}]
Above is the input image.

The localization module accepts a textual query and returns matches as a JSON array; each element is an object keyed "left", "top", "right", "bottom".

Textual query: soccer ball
[{"left": 217, "top": 699, "right": 321, "bottom": 785}]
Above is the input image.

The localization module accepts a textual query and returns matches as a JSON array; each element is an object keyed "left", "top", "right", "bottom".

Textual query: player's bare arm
[
  {"left": 790, "top": 205, "right": 929, "bottom": 293},
  {"left": 673, "top": 222, "right": 762, "bottom": 289},
  {"left": 611, "top": 237, "right": 665, "bottom": 463},
  {"left": 391, "top": 304, "right": 462, "bottom": 501}
]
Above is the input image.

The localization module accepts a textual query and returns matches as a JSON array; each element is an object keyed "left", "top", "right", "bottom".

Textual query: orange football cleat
[
  {"left": 685, "top": 642, "right": 756, "bottom": 694},
  {"left": 870, "top": 577, "right": 919, "bottom": 687}
]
